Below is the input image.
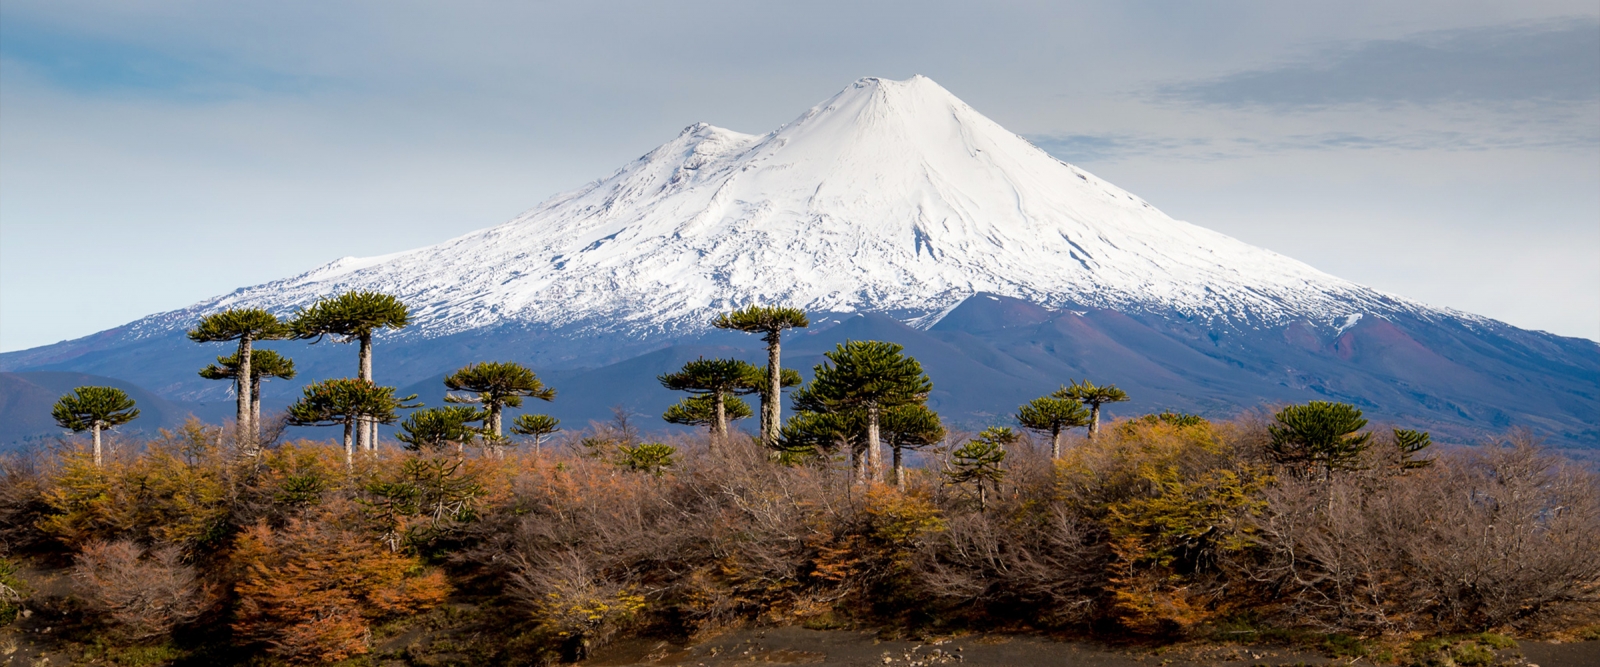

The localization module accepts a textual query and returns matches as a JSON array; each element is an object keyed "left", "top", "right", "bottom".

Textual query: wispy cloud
[
  {"left": 1162, "top": 18, "right": 1599, "bottom": 109},
  {"left": 0, "top": 16, "right": 319, "bottom": 101}
]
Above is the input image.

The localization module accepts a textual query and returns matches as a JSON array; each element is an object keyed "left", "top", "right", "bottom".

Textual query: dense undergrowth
[{"left": 1, "top": 415, "right": 1597, "bottom": 665}]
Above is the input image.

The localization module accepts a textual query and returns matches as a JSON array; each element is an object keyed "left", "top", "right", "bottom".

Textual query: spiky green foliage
[
  {"left": 945, "top": 427, "right": 1012, "bottom": 510},
  {"left": 509, "top": 414, "right": 561, "bottom": 452},
  {"left": 51, "top": 386, "right": 140, "bottom": 433},
  {"left": 53, "top": 386, "right": 140, "bottom": 467},
  {"left": 1267, "top": 401, "right": 1373, "bottom": 480},
  {"left": 713, "top": 305, "right": 809, "bottom": 447},
  {"left": 713, "top": 305, "right": 811, "bottom": 335},
  {"left": 663, "top": 394, "right": 754, "bottom": 429},
  {"left": 288, "top": 291, "right": 410, "bottom": 343},
  {"left": 286, "top": 379, "right": 416, "bottom": 465},
  {"left": 199, "top": 349, "right": 298, "bottom": 429},
  {"left": 188, "top": 308, "right": 290, "bottom": 444},
  {"left": 1393, "top": 428, "right": 1434, "bottom": 471},
  {"left": 443, "top": 362, "right": 555, "bottom": 440},
  {"left": 658, "top": 358, "right": 759, "bottom": 447},
  {"left": 1059, "top": 379, "right": 1130, "bottom": 439},
  {"left": 739, "top": 364, "right": 803, "bottom": 400},
  {"left": 187, "top": 308, "right": 290, "bottom": 343},
  {"left": 199, "top": 349, "right": 297, "bottom": 383},
  {"left": 617, "top": 443, "right": 677, "bottom": 476},
  {"left": 791, "top": 341, "right": 932, "bottom": 481},
  {"left": 1017, "top": 395, "right": 1090, "bottom": 458},
  {"left": 397, "top": 407, "right": 487, "bottom": 452},
  {"left": 882, "top": 403, "right": 945, "bottom": 488},
  {"left": 777, "top": 411, "right": 860, "bottom": 463}
]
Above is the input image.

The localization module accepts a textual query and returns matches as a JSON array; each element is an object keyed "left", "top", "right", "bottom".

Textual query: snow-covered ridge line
[{"left": 127, "top": 75, "right": 1445, "bottom": 342}]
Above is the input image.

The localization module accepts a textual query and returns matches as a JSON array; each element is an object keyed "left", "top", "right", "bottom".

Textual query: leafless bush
[
  {"left": 1248, "top": 437, "right": 1600, "bottom": 633},
  {"left": 71, "top": 539, "right": 214, "bottom": 638}
]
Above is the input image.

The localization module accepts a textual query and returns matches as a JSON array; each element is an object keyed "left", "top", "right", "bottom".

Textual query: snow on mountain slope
[{"left": 132, "top": 76, "right": 1424, "bottom": 342}]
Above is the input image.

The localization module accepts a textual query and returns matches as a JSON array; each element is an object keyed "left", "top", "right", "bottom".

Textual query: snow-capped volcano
[
  {"left": 6, "top": 76, "right": 1597, "bottom": 446},
  {"left": 145, "top": 76, "right": 1406, "bottom": 340}
]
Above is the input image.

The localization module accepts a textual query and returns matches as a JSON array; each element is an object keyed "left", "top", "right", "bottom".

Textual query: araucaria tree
[
  {"left": 1017, "top": 393, "right": 1089, "bottom": 459},
  {"left": 290, "top": 291, "right": 410, "bottom": 451},
  {"left": 509, "top": 414, "right": 561, "bottom": 454},
  {"left": 713, "top": 306, "right": 809, "bottom": 447},
  {"left": 397, "top": 406, "right": 487, "bottom": 453},
  {"left": 285, "top": 379, "right": 413, "bottom": 467},
  {"left": 443, "top": 362, "right": 555, "bottom": 454},
  {"left": 881, "top": 403, "right": 944, "bottom": 489},
  {"left": 945, "top": 426, "right": 1012, "bottom": 510},
  {"left": 1061, "top": 379, "right": 1129, "bottom": 440},
  {"left": 52, "top": 386, "right": 140, "bottom": 467},
  {"left": 1267, "top": 401, "right": 1372, "bottom": 480},
  {"left": 663, "top": 394, "right": 754, "bottom": 436},
  {"left": 187, "top": 308, "right": 289, "bottom": 447},
  {"left": 658, "top": 358, "right": 758, "bottom": 450},
  {"left": 199, "top": 349, "right": 297, "bottom": 432},
  {"left": 792, "top": 341, "right": 932, "bottom": 482}
]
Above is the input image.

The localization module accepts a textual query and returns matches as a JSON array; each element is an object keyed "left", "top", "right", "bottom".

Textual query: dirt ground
[{"left": 583, "top": 627, "right": 1600, "bottom": 667}]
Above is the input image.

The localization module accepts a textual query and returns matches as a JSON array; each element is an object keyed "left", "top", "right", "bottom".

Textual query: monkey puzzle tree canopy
[
  {"left": 188, "top": 308, "right": 290, "bottom": 445},
  {"left": 663, "top": 394, "right": 754, "bottom": 430},
  {"left": 658, "top": 357, "right": 758, "bottom": 447},
  {"left": 713, "top": 305, "right": 809, "bottom": 446},
  {"left": 1059, "top": 379, "right": 1129, "bottom": 439},
  {"left": 397, "top": 406, "right": 487, "bottom": 452},
  {"left": 1267, "top": 401, "right": 1373, "bottom": 479},
  {"left": 288, "top": 291, "right": 410, "bottom": 344},
  {"left": 443, "top": 361, "right": 554, "bottom": 439},
  {"left": 1017, "top": 394, "right": 1089, "bottom": 459},
  {"left": 945, "top": 427, "right": 1012, "bottom": 510},
  {"left": 286, "top": 378, "right": 415, "bottom": 465},
  {"left": 792, "top": 340, "right": 931, "bottom": 481},
  {"left": 52, "top": 386, "right": 140, "bottom": 467}
]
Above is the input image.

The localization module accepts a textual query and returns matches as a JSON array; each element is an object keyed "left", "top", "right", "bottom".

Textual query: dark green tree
[
  {"left": 1016, "top": 394, "right": 1090, "bottom": 459},
  {"left": 285, "top": 378, "right": 416, "bottom": 467},
  {"left": 1392, "top": 428, "right": 1434, "bottom": 472},
  {"left": 1060, "top": 379, "right": 1129, "bottom": 440},
  {"left": 658, "top": 358, "right": 759, "bottom": 450},
  {"left": 397, "top": 406, "right": 487, "bottom": 453},
  {"left": 188, "top": 308, "right": 290, "bottom": 446},
  {"left": 1267, "top": 401, "right": 1373, "bottom": 480},
  {"left": 713, "top": 306, "right": 809, "bottom": 447},
  {"left": 792, "top": 341, "right": 932, "bottom": 482},
  {"left": 882, "top": 403, "right": 944, "bottom": 489},
  {"left": 945, "top": 427, "right": 1012, "bottom": 510},
  {"left": 442, "top": 362, "right": 556, "bottom": 450},
  {"left": 509, "top": 414, "right": 561, "bottom": 454},
  {"left": 776, "top": 410, "right": 861, "bottom": 466},
  {"left": 616, "top": 443, "right": 677, "bottom": 476},
  {"left": 289, "top": 291, "right": 410, "bottom": 451},
  {"left": 199, "top": 349, "right": 297, "bottom": 432},
  {"left": 52, "top": 386, "right": 140, "bottom": 467},
  {"left": 663, "top": 394, "right": 754, "bottom": 436}
]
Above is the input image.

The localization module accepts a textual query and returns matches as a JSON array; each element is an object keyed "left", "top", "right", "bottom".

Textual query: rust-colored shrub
[
  {"left": 71, "top": 539, "right": 213, "bottom": 638},
  {"left": 230, "top": 505, "right": 448, "bottom": 663}
]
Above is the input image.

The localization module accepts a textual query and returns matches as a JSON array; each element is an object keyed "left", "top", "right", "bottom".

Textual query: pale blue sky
[{"left": 2, "top": 1, "right": 1596, "bottom": 350}]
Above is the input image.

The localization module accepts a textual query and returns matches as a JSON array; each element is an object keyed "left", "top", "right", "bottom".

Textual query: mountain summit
[
  {"left": 143, "top": 76, "right": 1402, "bottom": 340},
  {"left": 4, "top": 76, "right": 1596, "bottom": 445}
]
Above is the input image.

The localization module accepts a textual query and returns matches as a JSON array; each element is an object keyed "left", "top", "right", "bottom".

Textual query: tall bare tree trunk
[
  {"left": 893, "top": 445, "right": 905, "bottom": 490},
  {"left": 1088, "top": 404, "right": 1101, "bottom": 441},
  {"left": 359, "top": 334, "right": 374, "bottom": 451},
  {"left": 1051, "top": 427, "right": 1063, "bottom": 459},
  {"left": 712, "top": 392, "right": 728, "bottom": 452},
  {"left": 763, "top": 332, "right": 782, "bottom": 447},
  {"left": 343, "top": 420, "right": 355, "bottom": 469},
  {"left": 237, "top": 333, "right": 255, "bottom": 452},
  {"left": 92, "top": 422, "right": 103, "bottom": 468},
  {"left": 489, "top": 406, "right": 504, "bottom": 458},
  {"left": 252, "top": 380, "right": 263, "bottom": 441},
  {"left": 866, "top": 403, "right": 882, "bottom": 482}
]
